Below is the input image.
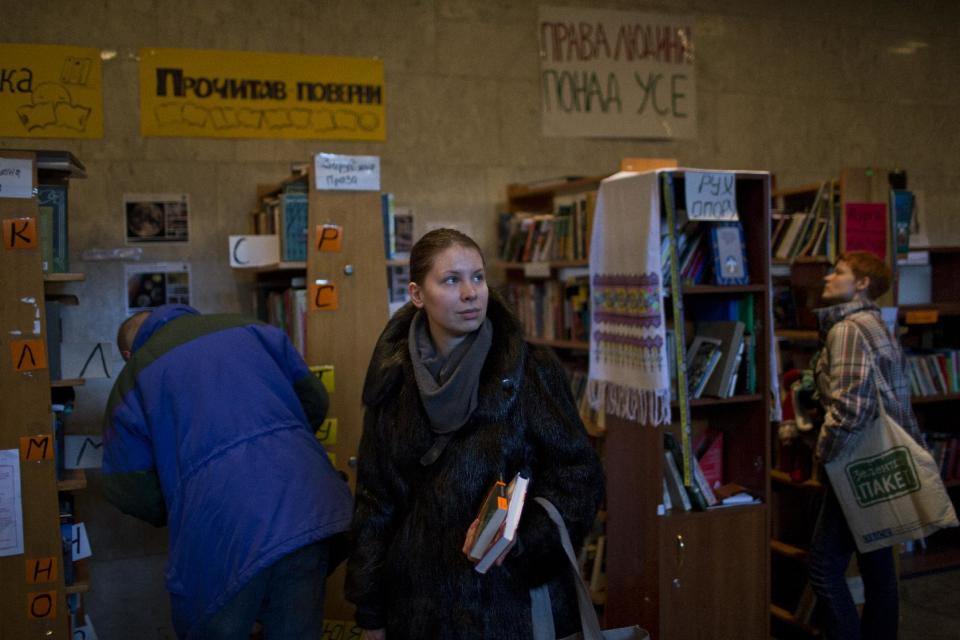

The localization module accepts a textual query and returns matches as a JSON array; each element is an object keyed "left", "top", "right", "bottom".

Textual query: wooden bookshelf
[
  {"left": 498, "top": 259, "right": 589, "bottom": 270},
  {"left": 771, "top": 469, "right": 823, "bottom": 490},
  {"left": 51, "top": 378, "right": 85, "bottom": 388},
  {"left": 771, "top": 539, "right": 808, "bottom": 560},
  {"left": 232, "top": 261, "right": 307, "bottom": 273},
  {"left": 64, "top": 560, "right": 90, "bottom": 594},
  {"left": 770, "top": 604, "right": 820, "bottom": 636},
  {"left": 775, "top": 329, "right": 819, "bottom": 342},
  {"left": 57, "top": 468, "right": 88, "bottom": 492},
  {"left": 43, "top": 272, "right": 86, "bottom": 282},
  {"left": 525, "top": 337, "right": 588, "bottom": 351}
]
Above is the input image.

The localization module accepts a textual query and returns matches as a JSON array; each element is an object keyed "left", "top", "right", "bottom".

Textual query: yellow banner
[
  {"left": 0, "top": 44, "right": 103, "bottom": 138},
  {"left": 139, "top": 48, "right": 385, "bottom": 140}
]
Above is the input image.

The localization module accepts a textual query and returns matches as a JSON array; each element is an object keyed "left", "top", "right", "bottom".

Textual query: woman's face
[
  {"left": 409, "top": 244, "right": 488, "bottom": 353},
  {"left": 822, "top": 260, "right": 867, "bottom": 304}
]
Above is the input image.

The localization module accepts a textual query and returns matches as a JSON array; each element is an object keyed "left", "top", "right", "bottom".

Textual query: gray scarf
[{"left": 408, "top": 309, "right": 493, "bottom": 465}]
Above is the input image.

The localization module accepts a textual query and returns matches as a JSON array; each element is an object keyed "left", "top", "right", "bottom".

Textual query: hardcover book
[
  {"left": 468, "top": 478, "right": 508, "bottom": 561},
  {"left": 473, "top": 473, "right": 530, "bottom": 574}
]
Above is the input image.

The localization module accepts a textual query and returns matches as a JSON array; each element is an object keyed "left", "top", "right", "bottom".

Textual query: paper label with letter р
[{"left": 845, "top": 446, "right": 920, "bottom": 508}]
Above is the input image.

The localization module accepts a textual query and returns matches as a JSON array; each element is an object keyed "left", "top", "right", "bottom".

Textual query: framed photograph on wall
[{"left": 124, "top": 193, "right": 190, "bottom": 243}]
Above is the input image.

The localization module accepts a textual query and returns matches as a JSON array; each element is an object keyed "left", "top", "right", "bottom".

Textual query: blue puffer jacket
[{"left": 102, "top": 305, "right": 352, "bottom": 638}]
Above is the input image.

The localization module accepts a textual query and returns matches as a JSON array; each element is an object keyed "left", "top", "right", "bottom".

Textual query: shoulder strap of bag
[{"left": 530, "top": 497, "right": 605, "bottom": 640}]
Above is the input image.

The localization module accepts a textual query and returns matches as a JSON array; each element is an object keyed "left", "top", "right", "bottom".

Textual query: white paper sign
[
  {"left": 64, "top": 435, "right": 104, "bottom": 469},
  {"left": 229, "top": 235, "right": 281, "bottom": 267},
  {"left": 0, "top": 449, "right": 24, "bottom": 557},
  {"left": 72, "top": 614, "right": 99, "bottom": 640},
  {"left": 539, "top": 6, "right": 697, "bottom": 139},
  {"left": 314, "top": 153, "right": 380, "bottom": 191},
  {"left": 684, "top": 171, "right": 738, "bottom": 220},
  {"left": 61, "top": 342, "right": 113, "bottom": 379},
  {"left": 70, "top": 522, "right": 92, "bottom": 561},
  {"left": 0, "top": 157, "right": 33, "bottom": 198}
]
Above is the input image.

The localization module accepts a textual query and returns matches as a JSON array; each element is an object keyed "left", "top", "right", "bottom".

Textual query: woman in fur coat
[{"left": 346, "top": 228, "right": 605, "bottom": 640}]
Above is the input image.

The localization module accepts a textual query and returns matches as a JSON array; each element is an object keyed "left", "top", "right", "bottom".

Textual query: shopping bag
[
  {"left": 824, "top": 400, "right": 958, "bottom": 553},
  {"left": 529, "top": 497, "right": 649, "bottom": 640}
]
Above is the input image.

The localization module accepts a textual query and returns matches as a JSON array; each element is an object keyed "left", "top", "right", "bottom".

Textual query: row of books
[
  {"left": 502, "top": 277, "right": 590, "bottom": 343},
  {"left": 667, "top": 320, "right": 752, "bottom": 400},
  {"left": 265, "top": 287, "right": 307, "bottom": 356},
  {"left": 249, "top": 179, "right": 309, "bottom": 262},
  {"left": 661, "top": 430, "right": 756, "bottom": 513},
  {"left": 771, "top": 181, "right": 838, "bottom": 262},
  {"left": 39, "top": 184, "right": 70, "bottom": 273},
  {"left": 906, "top": 350, "right": 960, "bottom": 397},
  {"left": 381, "top": 193, "right": 414, "bottom": 260},
  {"left": 662, "top": 220, "right": 751, "bottom": 288},
  {"left": 926, "top": 433, "right": 960, "bottom": 482},
  {"left": 498, "top": 191, "right": 597, "bottom": 263}
]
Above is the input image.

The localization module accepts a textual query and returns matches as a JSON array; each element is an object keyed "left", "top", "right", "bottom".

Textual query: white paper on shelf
[{"left": 0, "top": 449, "right": 24, "bottom": 557}]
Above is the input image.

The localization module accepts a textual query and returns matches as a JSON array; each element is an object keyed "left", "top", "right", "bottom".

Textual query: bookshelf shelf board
[
  {"left": 680, "top": 394, "right": 764, "bottom": 408},
  {"left": 525, "top": 336, "right": 589, "bottom": 351},
  {"left": 911, "top": 393, "right": 960, "bottom": 405},
  {"left": 775, "top": 329, "right": 819, "bottom": 342},
  {"left": 771, "top": 183, "right": 823, "bottom": 198},
  {"left": 232, "top": 261, "right": 307, "bottom": 273},
  {"left": 583, "top": 419, "right": 605, "bottom": 439},
  {"left": 64, "top": 560, "right": 90, "bottom": 594},
  {"left": 900, "top": 302, "right": 960, "bottom": 319},
  {"left": 385, "top": 258, "right": 409, "bottom": 267},
  {"left": 43, "top": 272, "right": 85, "bottom": 283},
  {"left": 770, "top": 469, "right": 823, "bottom": 490},
  {"left": 506, "top": 176, "right": 604, "bottom": 202},
  {"left": 497, "top": 259, "right": 589, "bottom": 270},
  {"left": 670, "top": 284, "right": 768, "bottom": 296},
  {"left": 51, "top": 378, "right": 85, "bottom": 388},
  {"left": 770, "top": 539, "right": 808, "bottom": 560},
  {"left": 899, "top": 539, "right": 960, "bottom": 577},
  {"left": 57, "top": 468, "right": 87, "bottom": 491},
  {"left": 662, "top": 501, "right": 766, "bottom": 520},
  {"left": 770, "top": 604, "right": 819, "bottom": 634}
]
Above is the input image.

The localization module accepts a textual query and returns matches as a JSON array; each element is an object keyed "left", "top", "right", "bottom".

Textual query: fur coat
[{"left": 346, "top": 292, "right": 605, "bottom": 639}]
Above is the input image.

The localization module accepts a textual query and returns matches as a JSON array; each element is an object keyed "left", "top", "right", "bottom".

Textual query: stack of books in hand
[{"left": 468, "top": 473, "right": 530, "bottom": 574}]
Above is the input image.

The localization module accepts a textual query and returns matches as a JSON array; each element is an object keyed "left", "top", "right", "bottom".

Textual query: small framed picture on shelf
[
  {"left": 709, "top": 222, "right": 749, "bottom": 286},
  {"left": 685, "top": 335, "right": 723, "bottom": 399}
]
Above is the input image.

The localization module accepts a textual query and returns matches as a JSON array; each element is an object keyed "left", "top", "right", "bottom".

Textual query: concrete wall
[{"left": 2, "top": 1, "right": 958, "bottom": 636}]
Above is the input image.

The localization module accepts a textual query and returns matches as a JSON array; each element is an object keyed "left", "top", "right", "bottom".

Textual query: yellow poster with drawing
[
  {"left": 139, "top": 48, "right": 385, "bottom": 141},
  {"left": 0, "top": 44, "right": 103, "bottom": 138}
]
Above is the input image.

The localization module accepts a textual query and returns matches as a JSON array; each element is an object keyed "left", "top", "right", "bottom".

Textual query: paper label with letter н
[{"left": 845, "top": 446, "right": 920, "bottom": 507}]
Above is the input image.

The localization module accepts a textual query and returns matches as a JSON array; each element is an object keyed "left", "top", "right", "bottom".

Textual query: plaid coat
[{"left": 813, "top": 297, "right": 924, "bottom": 462}]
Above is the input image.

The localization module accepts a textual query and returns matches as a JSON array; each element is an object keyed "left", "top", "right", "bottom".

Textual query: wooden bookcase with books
[
  {"left": 497, "top": 175, "right": 605, "bottom": 437},
  {"left": 232, "top": 156, "right": 389, "bottom": 623},
  {"left": 896, "top": 245, "right": 960, "bottom": 576},
  {"left": 1, "top": 150, "right": 92, "bottom": 638},
  {"left": 599, "top": 170, "right": 772, "bottom": 640}
]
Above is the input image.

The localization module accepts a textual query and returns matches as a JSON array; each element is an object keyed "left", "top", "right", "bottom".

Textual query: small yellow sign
[
  {"left": 25, "top": 557, "right": 58, "bottom": 585},
  {"left": 20, "top": 435, "right": 53, "bottom": 462},
  {"left": 0, "top": 44, "right": 103, "bottom": 139},
  {"left": 316, "top": 224, "right": 343, "bottom": 252},
  {"left": 310, "top": 365, "right": 335, "bottom": 393},
  {"left": 26, "top": 591, "right": 57, "bottom": 619},
  {"left": 11, "top": 339, "right": 47, "bottom": 372},
  {"left": 904, "top": 309, "right": 938, "bottom": 325},
  {"left": 2, "top": 217, "right": 38, "bottom": 249},
  {"left": 315, "top": 418, "right": 338, "bottom": 445},
  {"left": 310, "top": 281, "right": 339, "bottom": 311},
  {"left": 139, "top": 48, "right": 385, "bottom": 141}
]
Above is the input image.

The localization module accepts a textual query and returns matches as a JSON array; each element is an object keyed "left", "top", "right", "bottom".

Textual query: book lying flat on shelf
[{"left": 471, "top": 473, "right": 530, "bottom": 574}]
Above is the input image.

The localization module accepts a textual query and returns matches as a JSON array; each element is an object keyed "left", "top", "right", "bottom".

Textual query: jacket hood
[
  {"left": 132, "top": 304, "right": 201, "bottom": 352},
  {"left": 362, "top": 290, "right": 527, "bottom": 422}
]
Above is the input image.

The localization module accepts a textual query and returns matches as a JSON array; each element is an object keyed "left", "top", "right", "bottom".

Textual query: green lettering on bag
[{"left": 845, "top": 446, "right": 920, "bottom": 507}]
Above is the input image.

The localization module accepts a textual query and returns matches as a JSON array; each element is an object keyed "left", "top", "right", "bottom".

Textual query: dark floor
[{"left": 899, "top": 568, "right": 960, "bottom": 640}]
